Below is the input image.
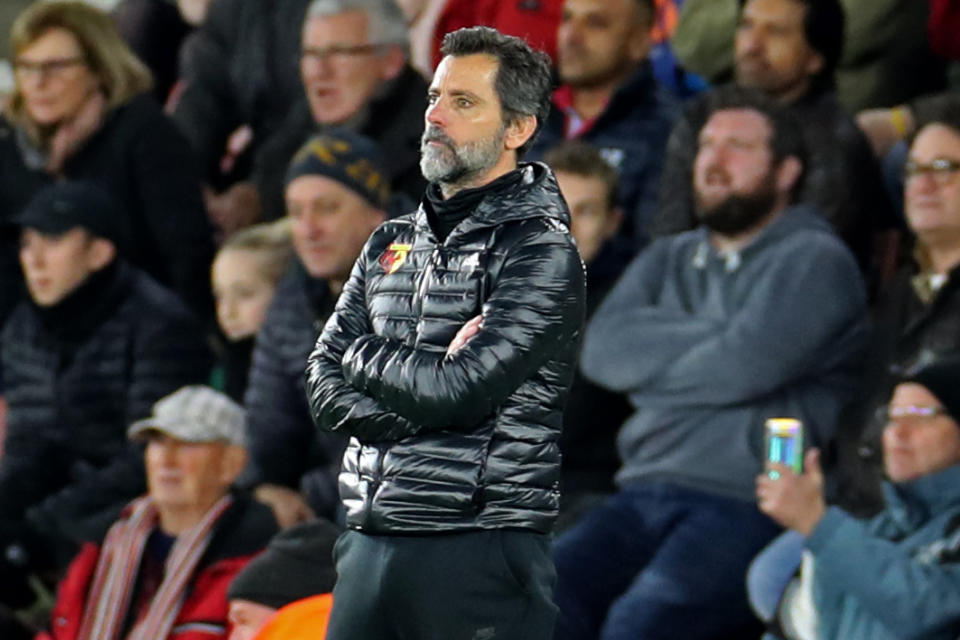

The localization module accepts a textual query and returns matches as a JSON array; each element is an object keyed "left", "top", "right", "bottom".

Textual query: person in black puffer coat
[
  {"left": 0, "top": 2, "right": 214, "bottom": 322},
  {"left": 306, "top": 28, "right": 585, "bottom": 640},
  {"left": 0, "top": 182, "right": 212, "bottom": 606}
]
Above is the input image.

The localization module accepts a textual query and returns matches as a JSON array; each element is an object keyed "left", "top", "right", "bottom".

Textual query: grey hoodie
[{"left": 582, "top": 205, "right": 868, "bottom": 501}]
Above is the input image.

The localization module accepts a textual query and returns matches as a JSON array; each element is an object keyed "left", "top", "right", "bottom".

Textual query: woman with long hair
[{"left": 0, "top": 1, "right": 214, "bottom": 321}]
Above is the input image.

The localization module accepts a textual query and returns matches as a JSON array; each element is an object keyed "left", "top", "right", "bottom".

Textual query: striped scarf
[{"left": 75, "top": 494, "right": 234, "bottom": 640}]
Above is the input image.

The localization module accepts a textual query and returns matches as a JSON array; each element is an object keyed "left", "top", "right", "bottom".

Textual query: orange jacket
[{"left": 253, "top": 594, "right": 333, "bottom": 640}]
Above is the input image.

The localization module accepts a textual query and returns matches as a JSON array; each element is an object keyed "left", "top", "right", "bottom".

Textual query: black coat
[
  {"left": 243, "top": 264, "right": 342, "bottom": 519},
  {"left": 0, "top": 263, "right": 212, "bottom": 565},
  {"left": 172, "top": 0, "right": 311, "bottom": 183},
  {"left": 834, "top": 261, "right": 960, "bottom": 514},
  {"left": 307, "top": 163, "right": 586, "bottom": 534},
  {"left": 0, "top": 93, "right": 215, "bottom": 317},
  {"left": 251, "top": 65, "right": 429, "bottom": 222}
]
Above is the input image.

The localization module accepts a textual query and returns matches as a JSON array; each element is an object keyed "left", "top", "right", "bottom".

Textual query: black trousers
[{"left": 325, "top": 528, "right": 558, "bottom": 640}]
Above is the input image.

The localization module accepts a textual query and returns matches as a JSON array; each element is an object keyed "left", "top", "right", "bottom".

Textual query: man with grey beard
[
  {"left": 305, "top": 26, "right": 585, "bottom": 640},
  {"left": 551, "top": 87, "right": 869, "bottom": 640}
]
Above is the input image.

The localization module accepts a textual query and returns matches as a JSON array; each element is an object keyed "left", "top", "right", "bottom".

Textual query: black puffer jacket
[
  {"left": 242, "top": 263, "right": 343, "bottom": 520},
  {"left": 0, "top": 262, "right": 211, "bottom": 564},
  {"left": 0, "top": 94, "right": 214, "bottom": 317},
  {"left": 307, "top": 163, "right": 586, "bottom": 534}
]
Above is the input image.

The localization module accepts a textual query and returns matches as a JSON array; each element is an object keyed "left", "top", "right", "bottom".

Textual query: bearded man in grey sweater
[{"left": 552, "top": 87, "right": 869, "bottom": 640}]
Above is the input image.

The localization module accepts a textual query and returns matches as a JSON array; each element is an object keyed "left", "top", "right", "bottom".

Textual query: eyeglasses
[
  {"left": 878, "top": 404, "right": 950, "bottom": 424},
  {"left": 299, "top": 44, "right": 386, "bottom": 65},
  {"left": 13, "top": 56, "right": 86, "bottom": 79},
  {"left": 903, "top": 158, "right": 960, "bottom": 185}
]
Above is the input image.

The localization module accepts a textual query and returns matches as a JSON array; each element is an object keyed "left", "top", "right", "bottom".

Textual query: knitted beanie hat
[
  {"left": 227, "top": 518, "right": 340, "bottom": 609},
  {"left": 904, "top": 353, "right": 960, "bottom": 421},
  {"left": 284, "top": 128, "right": 391, "bottom": 210}
]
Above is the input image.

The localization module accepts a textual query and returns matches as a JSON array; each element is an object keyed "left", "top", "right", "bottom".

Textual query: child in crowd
[{"left": 211, "top": 220, "right": 294, "bottom": 401}]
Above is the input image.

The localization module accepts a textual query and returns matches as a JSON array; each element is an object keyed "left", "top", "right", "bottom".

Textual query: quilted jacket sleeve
[
  {"left": 340, "top": 224, "right": 585, "bottom": 430},
  {"left": 306, "top": 239, "right": 424, "bottom": 443}
]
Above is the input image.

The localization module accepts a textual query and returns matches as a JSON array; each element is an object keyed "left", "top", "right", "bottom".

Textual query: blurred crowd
[{"left": 0, "top": 0, "right": 959, "bottom": 638}]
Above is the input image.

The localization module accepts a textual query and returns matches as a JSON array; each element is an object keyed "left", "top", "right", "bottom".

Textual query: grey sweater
[{"left": 582, "top": 206, "right": 868, "bottom": 501}]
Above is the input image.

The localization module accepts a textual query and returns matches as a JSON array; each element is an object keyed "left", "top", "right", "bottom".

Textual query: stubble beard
[
  {"left": 695, "top": 169, "right": 780, "bottom": 236},
  {"left": 420, "top": 124, "right": 506, "bottom": 188}
]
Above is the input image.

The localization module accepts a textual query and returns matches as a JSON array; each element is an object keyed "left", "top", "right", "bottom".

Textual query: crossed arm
[
  {"left": 581, "top": 236, "right": 868, "bottom": 408},
  {"left": 307, "top": 229, "right": 584, "bottom": 441}
]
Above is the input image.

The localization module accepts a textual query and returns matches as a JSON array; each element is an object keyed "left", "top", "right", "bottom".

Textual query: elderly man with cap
[
  {"left": 36, "top": 385, "right": 278, "bottom": 640},
  {"left": 0, "top": 181, "right": 211, "bottom": 610},
  {"left": 226, "top": 518, "right": 340, "bottom": 640},
  {"left": 242, "top": 129, "right": 390, "bottom": 527},
  {"left": 753, "top": 354, "right": 960, "bottom": 640}
]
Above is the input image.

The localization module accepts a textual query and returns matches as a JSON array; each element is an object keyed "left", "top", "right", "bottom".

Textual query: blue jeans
[{"left": 553, "top": 482, "right": 782, "bottom": 640}]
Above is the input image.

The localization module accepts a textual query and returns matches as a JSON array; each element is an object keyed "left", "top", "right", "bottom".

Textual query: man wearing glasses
[
  {"left": 205, "top": 0, "right": 428, "bottom": 231},
  {"left": 754, "top": 353, "right": 960, "bottom": 639},
  {"left": 828, "top": 99, "right": 960, "bottom": 516}
]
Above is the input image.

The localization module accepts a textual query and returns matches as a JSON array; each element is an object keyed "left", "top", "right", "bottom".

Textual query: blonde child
[{"left": 211, "top": 220, "right": 293, "bottom": 400}]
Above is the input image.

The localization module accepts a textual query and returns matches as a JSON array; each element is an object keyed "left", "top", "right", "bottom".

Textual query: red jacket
[
  {"left": 929, "top": 0, "right": 960, "bottom": 59},
  {"left": 37, "top": 497, "right": 277, "bottom": 640},
  {"left": 431, "top": 0, "right": 563, "bottom": 69}
]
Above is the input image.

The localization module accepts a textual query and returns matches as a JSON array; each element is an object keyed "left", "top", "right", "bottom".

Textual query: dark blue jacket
[
  {"left": 527, "top": 62, "right": 680, "bottom": 247},
  {"left": 243, "top": 263, "right": 342, "bottom": 518}
]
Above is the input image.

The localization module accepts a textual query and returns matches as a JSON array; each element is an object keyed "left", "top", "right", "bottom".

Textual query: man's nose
[
  {"left": 425, "top": 99, "right": 447, "bottom": 128},
  {"left": 222, "top": 297, "right": 238, "bottom": 318},
  {"left": 738, "top": 28, "right": 762, "bottom": 55},
  {"left": 558, "top": 19, "right": 582, "bottom": 47},
  {"left": 303, "top": 55, "right": 334, "bottom": 79},
  {"left": 20, "top": 244, "right": 42, "bottom": 268},
  {"left": 157, "top": 440, "right": 180, "bottom": 464}
]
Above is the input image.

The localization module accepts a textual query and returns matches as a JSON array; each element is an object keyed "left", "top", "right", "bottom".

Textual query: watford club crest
[{"left": 380, "top": 243, "right": 412, "bottom": 275}]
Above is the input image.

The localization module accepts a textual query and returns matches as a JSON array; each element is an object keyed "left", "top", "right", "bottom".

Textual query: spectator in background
[
  {"left": 654, "top": 0, "right": 892, "bottom": 275},
  {"left": 829, "top": 100, "right": 960, "bottom": 516},
  {"left": 112, "top": 0, "right": 194, "bottom": 102},
  {"left": 242, "top": 0, "right": 428, "bottom": 225},
  {"left": 543, "top": 140, "right": 633, "bottom": 531},
  {"left": 0, "top": 1, "right": 214, "bottom": 321},
  {"left": 36, "top": 386, "right": 277, "bottom": 640},
  {"left": 197, "top": 0, "right": 425, "bottom": 236},
  {"left": 929, "top": 0, "right": 960, "bottom": 62},
  {"left": 0, "top": 182, "right": 212, "bottom": 609},
  {"left": 672, "top": 0, "right": 945, "bottom": 114},
  {"left": 553, "top": 89, "right": 868, "bottom": 640},
  {"left": 428, "top": 0, "right": 563, "bottom": 69},
  {"left": 210, "top": 220, "right": 294, "bottom": 402},
  {"left": 527, "top": 0, "right": 679, "bottom": 247},
  {"left": 172, "top": 0, "right": 310, "bottom": 187},
  {"left": 243, "top": 130, "right": 388, "bottom": 528},
  {"left": 226, "top": 519, "right": 339, "bottom": 640},
  {"left": 754, "top": 355, "right": 960, "bottom": 640}
]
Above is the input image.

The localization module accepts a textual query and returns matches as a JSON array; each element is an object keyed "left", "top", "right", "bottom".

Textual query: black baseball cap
[{"left": 15, "top": 181, "right": 129, "bottom": 248}]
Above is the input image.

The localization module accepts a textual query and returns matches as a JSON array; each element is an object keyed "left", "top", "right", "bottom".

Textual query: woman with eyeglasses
[
  {"left": 748, "top": 354, "right": 960, "bottom": 640},
  {"left": 0, "top": 1, "right": 214, "bottom": 326}
]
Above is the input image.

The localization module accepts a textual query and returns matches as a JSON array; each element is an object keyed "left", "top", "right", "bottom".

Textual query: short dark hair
[
  {"left": 702, "top": 85, "right": 808, "bottom": 200},
  {"left": 543, "top": 141, "right": 620, "bottom": 211},
  {"left": 911, "top": 94, "right": 960, "bottom": 141},
  {"left": 739, "top": 0, "right": 844, "bottom": 93},
  {"left": 440, "top": 26, "right": 553, "bottom": 156}
]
